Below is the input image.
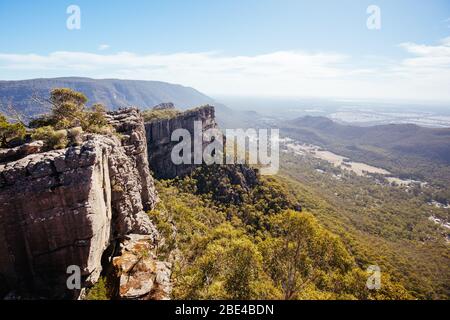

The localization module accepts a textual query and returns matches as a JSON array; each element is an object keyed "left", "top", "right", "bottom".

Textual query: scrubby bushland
[
  {"left": 150, "top": 171, "right": 413, "bottom": 300},
  {"left": 28, "top": 88, "right": 113, "bottom": 150},
  {"left": 142, "top": 108, "right": 181, "bottom": 122},
  {"left": 31, "top": 126, "right": 69, "bottom": 151},
  {"left": 0, "top": 114, "right": 26, "bottom": 148}
]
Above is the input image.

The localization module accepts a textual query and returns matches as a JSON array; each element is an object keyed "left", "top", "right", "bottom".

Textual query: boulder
[{"left": 0, "top": 140, "right": 44, "bottom": 163}]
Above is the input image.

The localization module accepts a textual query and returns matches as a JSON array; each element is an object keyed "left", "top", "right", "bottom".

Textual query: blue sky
[{"left": 1, "top": 0, "right": 450, "bottom": 101}]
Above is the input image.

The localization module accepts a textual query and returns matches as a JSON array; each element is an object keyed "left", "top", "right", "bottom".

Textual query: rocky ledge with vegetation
[{"left": 0, "top": 89, "right": 167, "bottom": 299}]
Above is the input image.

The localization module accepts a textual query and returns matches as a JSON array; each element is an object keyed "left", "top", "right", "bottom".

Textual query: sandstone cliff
[
  {"left": 145, "top": 105, "right": 218, "bottom": 179},
  {"left": 0, "top": 109, "right": 167, "bottom": 299},
  {"left": 0, "top": 104, "right": 228, "bottom": 299}
]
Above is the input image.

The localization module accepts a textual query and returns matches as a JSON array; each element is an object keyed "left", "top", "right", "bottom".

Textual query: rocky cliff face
[
  {"left": 145, "top": 105, "right": 218, "bottom": 179},
  {"left": 0, "top": 109, "right": 168, "bottom": 299},
  {"left": 0, "top": 105, "right": 226, "bottom": 299},
  {"left": 107, "top": 110, "right": 158, "bottom": 213}
]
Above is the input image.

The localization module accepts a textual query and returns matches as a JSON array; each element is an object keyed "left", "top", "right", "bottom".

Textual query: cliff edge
[{"left": 0, "top": 109, "right": 168, "bottom": 299}]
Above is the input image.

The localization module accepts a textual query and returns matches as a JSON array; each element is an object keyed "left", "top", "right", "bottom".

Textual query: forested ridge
[
  {"left": 148, "top": 166, "right": 414, "bottom": 300},
  {"left": 280, "top": 151, "right": 450, "bottom": 299}
]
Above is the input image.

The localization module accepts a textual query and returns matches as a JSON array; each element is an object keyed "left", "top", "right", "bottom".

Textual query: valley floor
[{"left": 279, "top": 146, "right": 450, "bottom": 299}]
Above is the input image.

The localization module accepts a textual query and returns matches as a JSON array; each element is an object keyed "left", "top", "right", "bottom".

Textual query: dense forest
[
  {"left": 280, "top": 151, "right": 450, "bottom": 299},
  {"left": 146, "top": 166, "right": 414, "bottom": 300}
]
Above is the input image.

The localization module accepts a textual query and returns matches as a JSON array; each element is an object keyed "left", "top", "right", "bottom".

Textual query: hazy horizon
[
  {"left": 2, "top": 76, "right": 450, "bottom": 106},
  {"left": 1, "top": 0, "right": 450, "bottom": 102}
]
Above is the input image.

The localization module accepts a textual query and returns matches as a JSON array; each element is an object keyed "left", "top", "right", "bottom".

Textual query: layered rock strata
[
  {"left": 0, "top": 109, "right": 165, "bottom": 299},
  {"left": 145, "top": 105, "right": 219, "bottom": 179}
]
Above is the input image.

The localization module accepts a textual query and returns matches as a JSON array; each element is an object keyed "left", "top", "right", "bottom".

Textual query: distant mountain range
[
  {"left": 285, "top": 116, "right": 450, "bottom": 164},
  {"left": 0, "top": 77, "right": 215, "bottom": 117},
  {"left": 281, "top": 115, "right": 450, "bottom": 184},
  {"left": 3, "top": 77, "right": 449, "bottom": 168}
]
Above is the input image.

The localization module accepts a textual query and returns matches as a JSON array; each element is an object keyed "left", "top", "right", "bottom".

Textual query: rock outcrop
[
  {"left": 0, "top": 109, "right": 166, "bottom": 299},
  {"left": 0, "top": 141, "right": 44, "bottom": 164},
  {"left": 145, "top": 105, "right": 219, "bottom": 179},
  {"left": 107, "top": 109, "right": 158, "bottom": 212},
  {"left": 0, "top": 105, "right": 226, "bottom": 299},
  {"left": 192, "top": 164, "right": 259, "bottom": 205},
  {"left": 152, "top": 102, "right": 176, "bottom": 111},
  {"left": 112, "top": 234, "right": 172, "bottom": 300}
]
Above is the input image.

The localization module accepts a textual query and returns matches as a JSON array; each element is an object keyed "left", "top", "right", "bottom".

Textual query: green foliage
[
  {"left": 251, "top": 177, "right": 299, "bottom": 214},
  {"left": 31, "top": 126, "right": 68, "bottom": 150},
  {"left": 151, "top": 173, "right": 413, "bottom": 300},
  {"left": 48, "top": 88, "right": 88, "bottom": 130},
  {"left": 31, "top": 88, "right": 110, "bottom": 132},
  {"left": 85, "top": 277, "right": 109, "bottom": 300},
  {"left": 50, "top": 87, "right": 88, "bottom": 106},
  {"left": 0, "top": 113, "right": 26, "bottom": 147},
  {"left": 142, "top": 108, "right": 181, "bottom": 122},
  {"left": 280, "top": 150, "right": 450, "bottom": 299},
  {"left": 28, "top": 114, "right": 57, "bottom": 129},
  {"left": 28, "top": 88, "right": 113, "bottom": 150},
  {"left": 283, "top": 117, "right": 450, "bottom": 188},
  {"left": 181, "top": 166, "right": 300, "bottom": 234},
  {"left": 148, "top": 204, "right": 177, "bottom": 260},
  {"left": 84, "top": 103, "right": 111, "bottom": 133},
  {"left": 189, "top": 165, "right": 258, "bottom": 205},
  {"left": 260, "top": 211, "right": 353, "bottom": 299},
  {"left": 174, "top": 224, "right": 279, "bottom": 299}
]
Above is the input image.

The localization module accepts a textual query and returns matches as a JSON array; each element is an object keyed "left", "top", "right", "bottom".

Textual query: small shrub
[
  {"left": 0, "top": 114, "right": 26, "bottom": 148},
  {"left": 33, "top": 89, "right": 112, "bottom": 133},
  {"left": 67, "top": 127, "right": 83, "bottom": 146},
  {"left": 28, "top": 114, "right": 57, "bottom": 129},
  {"left": 31, "top": 126, "right": 68, "bottom": 150},
  {"left": 29, "top": 89, "right": 114, "bottom": 148},
  {"left": 83, "top": 103, "right": 113, "bottom": 133},
  {"left": 142, "top": 109, "right": 181, "bottom": 122},
  {"left": 85, "top": 277, "right": 109, "bottom": 300}
]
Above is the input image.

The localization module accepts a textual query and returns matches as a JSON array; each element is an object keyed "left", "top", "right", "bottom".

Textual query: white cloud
[
  {"left": 395, "top": 39, "right": 450, "bottom": 77},
  {"left": 98, "top": 44, "right": 110, "bottom": 51},
  {"left": 0, "top": 38, "right": 450, "bottom": 102}
]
